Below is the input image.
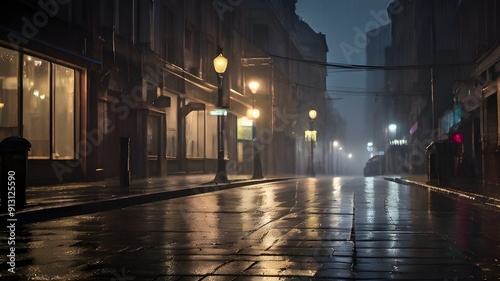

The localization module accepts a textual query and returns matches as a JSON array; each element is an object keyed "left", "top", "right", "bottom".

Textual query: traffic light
[{"left": 449, "top": 132, "right": 463, "bottom": 144}]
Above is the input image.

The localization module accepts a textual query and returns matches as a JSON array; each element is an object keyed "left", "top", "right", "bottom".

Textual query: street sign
[
  {"left": 305, "top": 130, "right": 317, "bottom": 142},
  {"left": 209, "top": 109, "right": 228, "bottom": 116},
  {"left": 237, "top": 117, "right": 254, "bottom": 141}
]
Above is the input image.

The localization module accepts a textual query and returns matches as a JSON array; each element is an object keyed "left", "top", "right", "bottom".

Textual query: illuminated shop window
[
  {"left": 0, "top": 48, "right": 79, "bottom": 160},
  {"left": 23, "top": 55, "right": 51, "bottom": 159},
  {"left": 186, "top": 108, "right": 205, "bottom": 158},
  {"left": 23, "top": 55, "right": 79, "bottom": 159},
  {"left": 165, "top": 93, "right": 177, "bottom": 158},
  {"left": 0, "top": 48, "right": 19, "bottom": 141},
  {"left": 53, "top": 65, "right": 75, "bottom": 159}
]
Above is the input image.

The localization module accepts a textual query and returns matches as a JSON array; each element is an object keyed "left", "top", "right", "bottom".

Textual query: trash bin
[
  {"left": 426, "top": 140, "right": 452, "bottom": 186},
  {"left": 0, "top": 136, "right": 31, "bottom": 211}
]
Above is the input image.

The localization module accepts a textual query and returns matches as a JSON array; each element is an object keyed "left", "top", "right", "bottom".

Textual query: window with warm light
[
  {"left": 165, "top": 93, "right": 178, "bottom": 158},
  {"left": 185, "top": 100, "right": 205, "bottom": 158},
  {"left": 0, "top": 47, "right": 19, "bottom": 142},
  {"left": 0, "top": 47, "right": 80, "bottom": 160},
  {"left": 53, "top": 65, "right": 75, "bottom": 159},
  {"left": 23, "top": 55, "right": 51, "bottom": 158}
]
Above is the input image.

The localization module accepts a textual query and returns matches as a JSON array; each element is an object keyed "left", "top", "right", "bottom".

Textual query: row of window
[
  {"left": 0, "top": 44, "right": 227, "bottom": 164},
  {"left": 0, "top": 46, "right": 78, "bottom": 159},
  {"left": 0, "top": 44, "right": 247, "bottom": 163},
  {"left": 146, "top": 94, "right": 221, "bottom": 160}
]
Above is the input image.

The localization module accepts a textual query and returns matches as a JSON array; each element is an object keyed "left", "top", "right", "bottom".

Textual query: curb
[
  {"left": 0, "top": 177, "right": 292, "bottom": 225},
  {"left": 385, "top": 177, "right": 500, "bottom": 209}
]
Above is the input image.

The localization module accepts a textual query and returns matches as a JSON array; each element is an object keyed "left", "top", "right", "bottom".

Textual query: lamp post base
[
  {"left": 211, "top": 173, "right": 229, "bottom": 184},
  {"left": 211, "top": 172, "right": 229, "bottom": 184},
  {"left": 210, "top": 151, "right": 230, "bottom": 184}
]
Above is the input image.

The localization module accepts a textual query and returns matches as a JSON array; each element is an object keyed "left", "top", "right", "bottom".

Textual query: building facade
[
  {"left": 367, "top": 0, "right": 500, "bottom": 184},
  {"left": 0, "top": 0, "right": 328, "bottom": 185},
  {"left": 451, "top": 0, "right": 500, "bottom": 184}
]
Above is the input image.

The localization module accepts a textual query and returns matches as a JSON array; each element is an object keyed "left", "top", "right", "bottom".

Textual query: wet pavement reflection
[{"left": 1, "top": 177, "right": 499, "bottom": 280}]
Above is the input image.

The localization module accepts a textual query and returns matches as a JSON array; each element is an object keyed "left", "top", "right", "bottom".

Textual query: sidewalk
[
  {"left": 0, "top": 174, "right": 292, "bottom": 225},
  {"left": 2, "top": 173, "right": 498, "bottom": 226},
  {"left": 385, "top": 173, "right": 500, "bottom": 209}
]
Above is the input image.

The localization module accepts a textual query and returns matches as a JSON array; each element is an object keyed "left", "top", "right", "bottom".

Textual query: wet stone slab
[{"left": 1, "top": 177, "right": 498, "bottom": 280}]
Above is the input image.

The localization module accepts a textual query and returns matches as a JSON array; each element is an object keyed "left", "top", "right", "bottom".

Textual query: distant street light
[
  {"left": 367, "top": 141, "right": 374, "bottom": 158},
  {"left": 248, "top": 81, "right": 260, "bottom": 95},
  {"left": 248, "top": 81, "right": 261, "bottom": 120},
  {"left": 388, "top": 124, "right": 397, "bottom": 141},
  {"left": 308, "top": 109, "right": 317, "bottom": 177},
  {"left": 309, "top": 109, "right": 317, "bottom": 120},
  {"left": 248, "top": 80, "right": 263, "bottom": 179},
  {"left": 211, "top": 48, "right": 229, "bottom": 183},
  {"left": 249, "top": 108, "right": 260, "bottom": 119}
]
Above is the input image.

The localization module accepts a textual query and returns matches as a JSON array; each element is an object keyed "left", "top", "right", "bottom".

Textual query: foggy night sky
[{"left": 296, "top": 0, "right": 393, "bottom": 169}]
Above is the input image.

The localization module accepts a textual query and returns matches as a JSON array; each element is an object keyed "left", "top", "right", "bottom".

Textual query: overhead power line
[
  {"left": 268, "top": 53, "right": 474, "bottom": 71},
  {"left": 273, "top": 75, "right": 428, "bottom": 97},
  {"left": 326, "top": 90, "right": 428, "bottom": 96}
]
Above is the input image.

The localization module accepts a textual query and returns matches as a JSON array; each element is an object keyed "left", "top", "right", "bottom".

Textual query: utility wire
[
  {"left": 269, "top": 53, "right": 474, "bottom": 71},
  {"left": 273, "top": 76, "right": 426, "bottom": 97}
]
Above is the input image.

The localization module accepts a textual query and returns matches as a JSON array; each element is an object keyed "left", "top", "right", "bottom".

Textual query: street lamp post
[
  {"left": 333, "top": 140, "right": 339, "bottom": 175},
  {"left": 211, "top": 49, "right": 229, "bottom": 183},
  {"left": 338, "top": 146, "right": 343, "bottom": 174},
  {"left": 387, "top": 123, "right": 397, "bottom": 175},
  {"left": 248, "top": 81, "right": 263, "bottom": 179},
  {"left": 309, "top": 109, "right": 317, "bottom": 177}
]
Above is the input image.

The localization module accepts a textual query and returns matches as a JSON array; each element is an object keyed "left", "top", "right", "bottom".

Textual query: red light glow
[{"left": 450, "top": 132, "right": 463, "bottom": 143}]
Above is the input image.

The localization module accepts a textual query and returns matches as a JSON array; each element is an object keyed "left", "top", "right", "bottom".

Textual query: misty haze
[{"left": 0, "top": 0, "right": 499, "bottom": 280}]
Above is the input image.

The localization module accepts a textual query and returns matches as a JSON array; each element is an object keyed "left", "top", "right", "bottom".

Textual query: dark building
[
  {"left": 451, "top": 0, "right": 500, "bottom": 184},
  {"left": 367, "top": 0, "right": 500, "bottom": 184},
  {"left": 0, "top": 0, "right": 329, "bottom": 185},
  {"left": 365, "top": 23, "right": 392, "bottom": 158}
]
